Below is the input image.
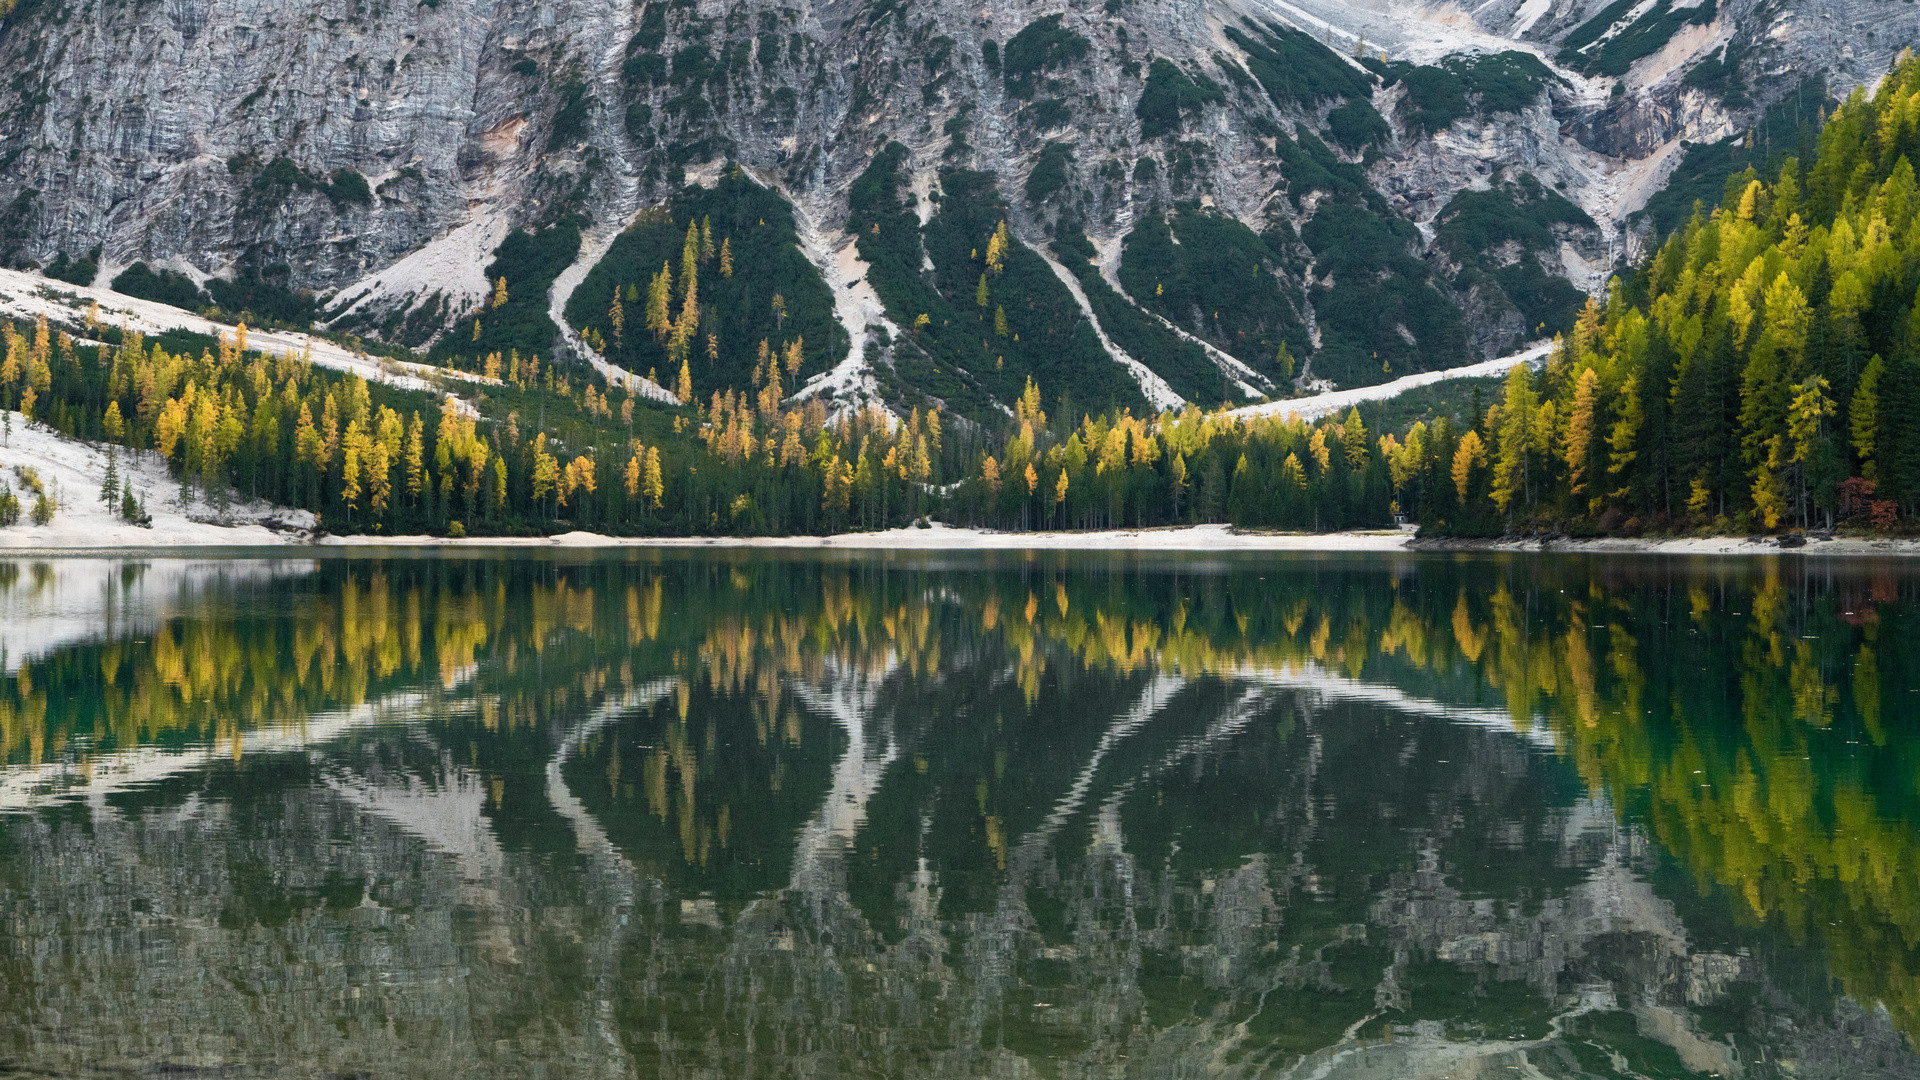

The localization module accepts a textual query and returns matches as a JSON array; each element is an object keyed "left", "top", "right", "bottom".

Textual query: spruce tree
[{"left": 100, "top": 447, "right": 120, "bottom": 508}]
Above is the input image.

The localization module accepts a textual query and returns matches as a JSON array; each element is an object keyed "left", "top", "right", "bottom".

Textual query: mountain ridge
[{"left": 0, "top": 0, "right": 1902, "bottom": 415}]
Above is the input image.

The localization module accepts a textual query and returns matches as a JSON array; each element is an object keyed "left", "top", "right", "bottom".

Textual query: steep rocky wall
[{"left": 0, "top": 0, "right": 1908, "bottom": 397}]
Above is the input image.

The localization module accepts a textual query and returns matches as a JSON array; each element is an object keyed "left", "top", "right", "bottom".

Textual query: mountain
[{"left": 0, "top": 0, "right": 1902, "bottom": 420}]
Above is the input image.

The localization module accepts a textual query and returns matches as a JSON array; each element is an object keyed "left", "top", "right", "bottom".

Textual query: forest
[
  {"left": 7, "top": 57, "right": 1920, "bottom": 539},
  {"left": 1418, "top": 58, "right": 1920, "bottom": 535}
]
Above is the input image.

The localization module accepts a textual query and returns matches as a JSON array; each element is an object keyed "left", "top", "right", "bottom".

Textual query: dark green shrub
[
  {"left": 1002, "top": 15, "right": 1088, "bottom": 99},
  {"left": 1052, "top": 229, "right": 1229, "bottom": 404},
  {"left": 1026, "top": 97, "right": 1071, "bottom": 129},
  {"left": 1397, "top": 65, "right": 1469, "bottom": 136},
  {"left": 1326, "top": 98, "right": 1389, "bottom": 150},
  {"left": 1224, "top": 21, "right": 1372, "bottom": 111},
  {"left": 1026, "top": 142, "right": 1074, "bottom": 204},
  {"left": 44, "top": 245, "right": 99, "bottom": 286},
  {"left": 547, "top": 81, "right": 590, "bottom": 150},
  {"left": 207, "top": 264, "right": 317, "bottom": 326},
  {"left": 433, "top": 220, "right": 583, "bottom": 364},
  {"left": 327, "top": 168, "right": 372, "bottom": 206},
  {"left": 1135, "top": 59, "right": 1225, "bottom": 139},
  {"left": 1119, "top": 208, "right": 1304, "bottom": 384},
  {"left": 1301, "top": 204, "right": 1470, "bottom": 387},
  {"left": 1558, "top": 0, "right": 1715, "bottom": 76},
  {"left": 848, "top": 145, "right": 1146, "bottom": 420},
  {"left": 111, "top": 262, "right": 208, "bottom": 310}
]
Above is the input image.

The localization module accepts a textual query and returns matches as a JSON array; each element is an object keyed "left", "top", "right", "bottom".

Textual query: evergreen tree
[{"left": 99, "top": 447, "right": 120, "bottom": 509}]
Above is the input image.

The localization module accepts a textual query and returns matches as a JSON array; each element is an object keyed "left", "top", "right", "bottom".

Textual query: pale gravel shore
[
  {"left": 315, "top": 522, "right": 1419, "bottom": 551},
  {"left": 1413, "top": 534, "right": 1920, "bottom": 557},
  {"left": 308, "top": 524, "right": 1920, "bottom": 556},
  {"left": 7, "top": 518, "right": 1919, "bottom": 554}
]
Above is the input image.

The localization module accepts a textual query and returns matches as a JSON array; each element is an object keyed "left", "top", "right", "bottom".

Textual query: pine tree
[
  {"left": 985, "top": 221, "right": 1009, "bottom": 275},
  {"left": 1788, "top": 374, "right": 1835, "bottom": 525},
  {"left": 1565, "top": 368, "right": 1599, "bottom": 502},
  {"left": 644, "top": 446, "right": 664, "bottom": 508},
  {"left": 1605, "top": 374, "right": 1644, "bottom": 505},
  {"left": 1452, "top": 429, "right": 1486, "bottom": 503},
  {"left": 1342, "top": 408, "right": 1369, "bottom": 472},
  {"left": 119, "top": 479, "right": 142, "bottom": 525},
  {"left": 340, "top": 428, "right": 363, "bottom": 521},
  {"left": 492, "top": 276, "right": 509, "bottom": 310},
  {"left": 100, "top": 447, "right": 120, "bottom": 508},
  {"left": 1491, "top": 365, "right": 1536, "bottom": 514},
  {"left": 976, "top": 274, "right": 989, "bottom": 308},
  {"left": 1751, "top": 435, "right": 1789, "bottom": 528},
  {"left": 647, "top": 263, "right": 673, "bottom": 338},
  {"left": 530, "top": 433, "right": 560, "bottom": 518},
  {"left": 681, "top": 222, "right": 701, "bottom": 295},
  {"left": 1852, "top": 354, "right": 1883, "bottom": 480},
  {"left": 720, "top": 237, "right": 733, "bottom": 277},
  {"left": 404, "top": 412, "right": 426, "bottom": 509}
]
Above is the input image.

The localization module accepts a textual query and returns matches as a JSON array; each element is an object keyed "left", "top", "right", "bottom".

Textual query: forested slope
[{"left": 9, "top": 58, "right": 1920, "bottom": 542}]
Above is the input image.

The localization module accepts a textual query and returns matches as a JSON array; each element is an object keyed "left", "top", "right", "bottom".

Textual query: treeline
[
  {"left": 0, "top": 311, "right": 955, "bottom": 536},
  {"left": 0, "top": 314, "right": 454, "bottom": 526},
  {"left": 1413, "top": 58, "right": 1920, "bottom": 535},
  {"left": 945, "top": 379, "right": 1394, "bottom": 532}
]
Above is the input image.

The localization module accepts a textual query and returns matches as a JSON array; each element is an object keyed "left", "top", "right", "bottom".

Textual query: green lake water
[{"left": 0, "top": 550, "right": 1916, "bottom": 1079}]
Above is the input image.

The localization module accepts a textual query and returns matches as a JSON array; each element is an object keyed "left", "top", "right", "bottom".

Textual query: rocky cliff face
[{"left": 0, "top": 0, "right": 1911, "bottom": 406}]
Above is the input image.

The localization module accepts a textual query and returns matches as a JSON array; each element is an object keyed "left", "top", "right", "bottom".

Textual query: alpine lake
[{"left": 0, "top": 548, "right": 1917, "bottom": 1080}]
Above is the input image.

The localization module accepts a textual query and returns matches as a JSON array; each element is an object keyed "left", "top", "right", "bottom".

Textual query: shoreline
[{"left": 4, "top": 520, "right": 1919, "bottom": 556}]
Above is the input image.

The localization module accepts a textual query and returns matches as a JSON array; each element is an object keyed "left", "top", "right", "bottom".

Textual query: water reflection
[{"left": 0, "top": 552, "right": 1916, "bottom": 1078}]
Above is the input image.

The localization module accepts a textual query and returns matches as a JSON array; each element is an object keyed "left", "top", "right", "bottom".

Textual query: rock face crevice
[{"left": 0, "top": 0, "right": 1904, "bottom": 387}]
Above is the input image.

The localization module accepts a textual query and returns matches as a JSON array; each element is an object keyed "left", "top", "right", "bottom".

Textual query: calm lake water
[{"left": 0, "top": 550, "right": 1916, "bottom": 1079}]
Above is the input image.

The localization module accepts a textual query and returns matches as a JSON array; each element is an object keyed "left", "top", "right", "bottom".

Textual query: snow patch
[
  {"left": 1510, "top": 0, "right": 1552, "bottom": 36},
  {"left": 0, "top": 412, "right": 317, "bottom": 554},
  {"left": 325, "top": 214, "right": 511, "bottom": 331},
  {"left": 1035, "top": 250, "right": 1185, "bottom": 411},
  {"left": 783, "top": 189, "right": 898, "bottom": 416},
  {"left": 0, "top": 268, "right": 485, "bottom": 420},
  {"left": 1624, "top": 16, "right": 1725, "bottom": 89},
  {"left": 1227, "top": 339, "right": 1552, "bottom": 422}
]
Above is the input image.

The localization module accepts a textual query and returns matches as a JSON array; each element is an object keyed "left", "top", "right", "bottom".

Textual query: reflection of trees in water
[{"left": 0, "top": 554, "right": 1917, "bottom": 1075}]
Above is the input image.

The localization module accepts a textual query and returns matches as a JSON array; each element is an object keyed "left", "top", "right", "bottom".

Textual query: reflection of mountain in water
[{"left": 0, "top": 553, "right": 1916, "bottom": 1078}]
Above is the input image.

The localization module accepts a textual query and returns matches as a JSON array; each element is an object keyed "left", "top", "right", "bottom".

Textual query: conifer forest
[{"left": 9, "top": 61, "right": 1920, "bottom": 540}]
